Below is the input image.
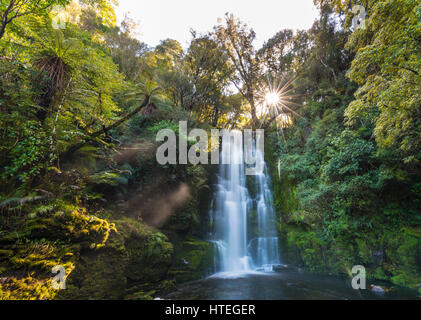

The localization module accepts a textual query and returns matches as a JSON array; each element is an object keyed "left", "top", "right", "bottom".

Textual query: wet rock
[
  {"left": 370, "top": 285, "right": 386, "bottom": 294},
  {"left": 170, "top": 238, "right": 214, "bottom": 283},
  {"left": 273, "top": 264, "right": 295, "bottom": 272}
]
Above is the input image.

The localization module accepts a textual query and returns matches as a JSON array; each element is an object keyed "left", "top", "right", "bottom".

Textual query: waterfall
[
  {"left": 209, "top": 130, "right": 280, "bottom": 276},
  {"left": 251, "top": 146, "right": 281, "bottom": 270}
]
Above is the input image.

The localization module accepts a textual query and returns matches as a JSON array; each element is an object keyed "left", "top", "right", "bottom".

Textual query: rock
[
  {"left": 170, "top": 238, "right": 214, "bottom": 283},
  {"left": 273, "top": 264, "right": 293, "bottom": 272},
  {"left": 58, "top": 217, "right": 173, "bottom": 300},
  {"left": 369, "top": 285, "right": 386, "bottom": 294}
]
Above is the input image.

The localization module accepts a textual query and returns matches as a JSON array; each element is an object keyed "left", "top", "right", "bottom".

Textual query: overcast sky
[{"left": 114, "top": 0, "right": 319, "bottom": 48}]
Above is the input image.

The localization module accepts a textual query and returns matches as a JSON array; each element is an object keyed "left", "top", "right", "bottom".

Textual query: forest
[{"left": 0, "top": 0, "right": 420, "bottom": 300}]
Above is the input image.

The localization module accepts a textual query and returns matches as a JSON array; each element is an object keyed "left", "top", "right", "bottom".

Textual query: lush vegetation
[
  {"left": 268, "top": 0, "right": 421, "bottom": 290},
  {"left": 0, "top": 0, "right": 420, "bottom": 299}
]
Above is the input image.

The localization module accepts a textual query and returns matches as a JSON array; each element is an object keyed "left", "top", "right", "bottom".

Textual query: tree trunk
[
  {"left": 249, "top": 98, "right": 258, "bottom": 127},
  {"left": 62, "top": 95, "right": 150, "bottom": 157},
  {"left": 0, "top": 26, "right": 6, "bottom": 40},
  {"left": 212, "top": 107, "right": 220, "bottom": 127},
  {"left": 0, "top": 0, "right": 15, "bottom": 41}
]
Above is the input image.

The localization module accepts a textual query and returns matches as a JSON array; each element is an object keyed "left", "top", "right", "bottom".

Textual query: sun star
[{"left": 265, "top": 91, "right": 280, "bottom": 106}]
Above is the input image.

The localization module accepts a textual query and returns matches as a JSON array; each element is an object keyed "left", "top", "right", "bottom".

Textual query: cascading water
[
  {"left": 209, "top": 131, "right": 281, "bottom": 276},
  {"left": 249, "top": 145, "right": 280, "bottom": 270},
  {"left": 210, "top": 131, "right": 251, "bottom": 273}
]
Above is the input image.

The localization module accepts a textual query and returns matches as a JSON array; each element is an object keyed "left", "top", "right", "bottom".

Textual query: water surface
[{"left": 165, "top": 270, "right": 419, "bottom": 300}]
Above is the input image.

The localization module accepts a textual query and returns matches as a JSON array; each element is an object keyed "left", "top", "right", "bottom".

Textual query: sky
[{"left": 114, "top": 0, "right": 319, "bottom": 48}]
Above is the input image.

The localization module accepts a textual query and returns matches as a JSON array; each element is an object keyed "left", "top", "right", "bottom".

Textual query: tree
[
  {"left": 104, "top": 14, "right": 150, "bottom": 82},
  {"left": 258, "top": 29, "right": 294, "bottom": 75},
  {"left": 0, "top": 0, "right": 68, "bottom": 40},
  {"left": 259, "top": 29, "right": 311, "bottom": 77},
  {"left": 152, "top": 34, "right": 233, "bottom": 126},
  {"left": 341, "top": 0, "right": 421, "bottom": 164},
  {"left": 183, "top": 32, "right": 232, "bottom": 118},
  {"left": 214, "top": 13, "right": 261, "bottom": 125}
]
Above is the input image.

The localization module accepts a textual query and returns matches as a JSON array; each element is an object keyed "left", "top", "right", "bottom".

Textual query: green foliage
[
  {"left": 170, "top": 238, "right": 214, "bottom": 283},
  {"left": 89, "top": 171, "right": 127, "bottom": 186},
  {"left": 2, "top": 121, "right": 50, "bottom": 184},
  {"left": 147, "top": 120, "right": 180, "bottom": 135},
  {"left": 0, "top": 0, "right": 70, "bottom": 40},
  {"left": 343, "top": 0, "right": 421, "bottom": 163},
  {"left": 268, "top": 3, "right": 421, "bottom": 288}
]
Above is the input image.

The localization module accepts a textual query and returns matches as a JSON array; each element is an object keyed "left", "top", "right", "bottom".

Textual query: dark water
[{"left": 165, "top": 271, "right": 420, "bottom": 300}]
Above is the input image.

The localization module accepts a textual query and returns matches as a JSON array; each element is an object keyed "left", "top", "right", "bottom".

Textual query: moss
[
  {"left": 165, "top": 198, "right": 200, "bottom": 233},
  {"left": 266, "top": 139, "right": 421, "bottom": 289},
  {"left": 0, "top": 250, "right": 13, "bottom": 258},
  {"left": 124, "top": 279, "right": 175, "bottom": 298},
  {"left": 0, "top": 274, "right": 57, "bottom": 300},
  {"left": 0, "top": 202, "right": 162, "bottom": 300},
  {"left": 0, "top": 203, "right": 114, "bottom": 299},
  {"left": 156, "top": 280, "right": 176, "bottom": 295},
  {"left": 124, "top": 290, "right": 155, "bottom": 300},
  {"left": 279, "top": 220, "right": 421, "bottom": 288},
  {"left": 20, "top": 203, "right": 116, "bottom": 249},
  {"left": 385, "top": 228, "right": 421, "bottom": 288},
  {"left": 372, "top": 267, "right": 387, "bottom": 280},
  {"left": 124, "top": 232, "right": 173, "bottom": 283},
  {"left": 57, "top": 244, "right": 128, "bottom": 300},
  {"left": 170, "top": 237, "right": 214, "bottom": 283},
  {"left": 169, "top": 270, "right": 200, "bottom": 283},
  {"left": 0, "top": 203, "right": 177, "bottom": 300},
  {"left": 57, "top": 217, "right": 174, "bottom": 299}
]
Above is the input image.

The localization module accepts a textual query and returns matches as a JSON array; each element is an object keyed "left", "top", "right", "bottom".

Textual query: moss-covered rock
[
  {"left": 57, "top": 217, "right": 174, "bottom": 299},
  {"left": 0, "top": 201, "right": 112, "bottom": 300},
  {"left": 0, "top": 200, "right": 175, "bottom": 300},
  {"left": 170, "top": 237, "right": 214, "bottom": 283},
  {"left": 123, "top": 224, "right": 173, "bottom": 284}
]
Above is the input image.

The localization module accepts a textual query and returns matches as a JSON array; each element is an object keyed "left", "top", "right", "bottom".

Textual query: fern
[
  {"left": 0, "top": 197, "right": 23, "bottom": 208},
  {"left": 89, "top": 172, "right": 127, "bottom": 186}
]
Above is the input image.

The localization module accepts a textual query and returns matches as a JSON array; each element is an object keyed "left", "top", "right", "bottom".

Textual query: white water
[{"left": 209, "top": 131, "right": 281, "bottom": 277}]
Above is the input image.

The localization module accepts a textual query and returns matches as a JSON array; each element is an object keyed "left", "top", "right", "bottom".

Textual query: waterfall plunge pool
[{"left": 164, "top": 269, "right": 420, "bottom": 300}]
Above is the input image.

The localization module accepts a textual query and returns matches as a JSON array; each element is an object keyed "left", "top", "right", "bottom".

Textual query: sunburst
[
  {"left": 256, "top": 74, "right": 305, "bottom": 154},
  {"left": 256, "top": 74, "right": 303, "bottom": 126}
]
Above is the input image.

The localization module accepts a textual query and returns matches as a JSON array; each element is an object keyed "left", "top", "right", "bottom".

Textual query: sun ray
[{"left": 255, "top": 73, "right": 305, "bottom": 151}]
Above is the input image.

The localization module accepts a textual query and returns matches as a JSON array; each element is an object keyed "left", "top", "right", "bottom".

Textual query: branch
[
  {"left": 0, "top": 0, "right": 16, "bottom": 39},
  {"left": 0, "top": 0, "right": 54, "bottom": 39},
  {"left": 62, "top": 95, "right": 150, "bottom": 156}
]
